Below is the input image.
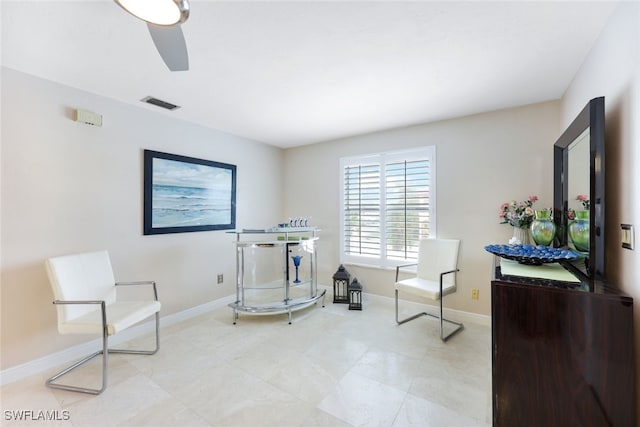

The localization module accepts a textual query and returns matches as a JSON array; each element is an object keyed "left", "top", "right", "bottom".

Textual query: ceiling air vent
[{"left": 141, "top": 96, "right": 180, "bottom": 111}]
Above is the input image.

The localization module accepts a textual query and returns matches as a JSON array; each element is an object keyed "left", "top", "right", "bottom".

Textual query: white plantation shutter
[
  {"left": 343, "top": 163, "right": 381, "bottom": 258},
  {"left": 340, "top": 147, "right": 436, "bottom": 268},
  {"left": 385, "top": 159, "right": 431, "bottom": 261}
]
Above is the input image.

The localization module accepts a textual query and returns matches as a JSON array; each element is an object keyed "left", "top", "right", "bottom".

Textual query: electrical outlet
[
  {"left": 471, "top": 288, "right": 480, "bottom": 300},
  {"left": 217, "top": 274, "right": 223, "bottom": 284}
]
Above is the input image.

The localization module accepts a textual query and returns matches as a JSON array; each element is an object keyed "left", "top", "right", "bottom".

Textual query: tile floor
[{"left": 0, "top": 293, "right": 492, "bottom": 426}]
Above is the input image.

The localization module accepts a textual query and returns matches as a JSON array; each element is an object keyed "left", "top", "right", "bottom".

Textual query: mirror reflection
[{"left": 567, "top": 128, "right": 590, "bottom": 213}]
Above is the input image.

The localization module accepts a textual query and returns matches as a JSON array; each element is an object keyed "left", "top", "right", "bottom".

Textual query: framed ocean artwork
[{"left": 143, "top": 150, "right": 236, "bottom": 235}]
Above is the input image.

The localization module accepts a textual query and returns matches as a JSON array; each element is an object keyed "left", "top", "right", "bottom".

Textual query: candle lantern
[
  {"left": 332, "top": 264, "right": 350, "bottom": 303},
  {"left": 348, "top": 278, "right": 363, "bottom": 311}
]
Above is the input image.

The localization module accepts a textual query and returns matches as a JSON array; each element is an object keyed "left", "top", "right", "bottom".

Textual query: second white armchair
[{"left": 394, "top": 238, "right": 463, "bottom": 341}]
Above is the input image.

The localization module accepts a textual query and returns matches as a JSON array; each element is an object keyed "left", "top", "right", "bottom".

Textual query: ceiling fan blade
[{"left": 147, "top": 23, "right": 189, "bottom": 71}]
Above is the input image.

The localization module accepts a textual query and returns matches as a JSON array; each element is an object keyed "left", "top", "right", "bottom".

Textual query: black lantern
[
  {"left": 332, "top": 264, "right": 350, "bottom": 303},
  {"left": 348, "top": 278, "right": 363, "bottom": 311}
]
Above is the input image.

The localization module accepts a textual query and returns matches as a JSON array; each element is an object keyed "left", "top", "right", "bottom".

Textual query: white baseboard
[
  {"left": 365, "top": 291, "right": 492, "bottom": 327},
  {"left": 0, "top": 294, "right": 236, "bottom": 387},
  {"left": 440, "top": 306, "right": 491, "bottom": 327},
  {"left": 0, "top": 287, "right": 489, "bottom": 387}
]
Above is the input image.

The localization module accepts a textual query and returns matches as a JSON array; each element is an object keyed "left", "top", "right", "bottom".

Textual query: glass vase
[
  {"left": 511, "top": 226, "right": 532, "bottom": 245},
  {"left": 569, "top": 210, "right": 590, "bottom": 252},
  {"left": 530, "top": 210, "right": 556, "bottom": 246}
]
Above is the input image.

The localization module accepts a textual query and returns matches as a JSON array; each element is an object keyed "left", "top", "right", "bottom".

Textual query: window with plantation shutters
[{"left": 340, "top": 147, "right": 436, "bottom": 268}]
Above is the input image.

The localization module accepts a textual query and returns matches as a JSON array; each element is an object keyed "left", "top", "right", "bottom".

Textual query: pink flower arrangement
[
  {"left": 567, "top": 195, "right": 590, "bottom": 219},
  {"left": 499, "top": 195, "right": 538, "bottom": 229},
  {"left": 576, "top": 194, "right": 590, "bottom": 210}
]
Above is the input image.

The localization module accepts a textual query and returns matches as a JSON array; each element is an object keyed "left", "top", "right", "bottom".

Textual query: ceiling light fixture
[{"left": 114, "top": 0, "right": 189, "bottom": 26}]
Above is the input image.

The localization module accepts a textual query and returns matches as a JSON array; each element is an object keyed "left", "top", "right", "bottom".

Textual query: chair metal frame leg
[
  {"left": 395, "top": 269, "right": 464, "bottom": 342},
  {"left": 46, "top": 284, "right": 160, "bottom": 395}
]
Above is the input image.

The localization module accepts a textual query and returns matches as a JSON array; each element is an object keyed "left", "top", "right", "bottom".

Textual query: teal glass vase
[
  {"left": 530, "top": 210, "right": 556, "bottom": 246},
  {"left": 569, "top": 210, "right": 590, "bottom": 252}
]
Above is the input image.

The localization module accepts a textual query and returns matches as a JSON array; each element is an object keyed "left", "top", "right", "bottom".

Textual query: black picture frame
[
  {"left": 553, "top": 96, "right": 605, "bottom": 279},
  {"left": 143, "top": 150, "right": 236, "bottom": 235}
]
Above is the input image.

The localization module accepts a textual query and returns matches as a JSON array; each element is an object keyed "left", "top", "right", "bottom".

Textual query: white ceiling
[{"left": 1, "top": 1, "right": 618, "bottom": 148}]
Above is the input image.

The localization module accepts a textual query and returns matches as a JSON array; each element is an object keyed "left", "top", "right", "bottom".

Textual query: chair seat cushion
[
  {"left": 58, "top": 301, "right": 161, "bottom": 336},
  {"left": 395, "top": 277, "right": 456, "bottom": 301}
]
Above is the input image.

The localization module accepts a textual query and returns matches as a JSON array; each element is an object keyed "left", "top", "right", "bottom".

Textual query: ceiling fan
[{"left": 114, "top": 0, "right": 190, "bottom": 71}]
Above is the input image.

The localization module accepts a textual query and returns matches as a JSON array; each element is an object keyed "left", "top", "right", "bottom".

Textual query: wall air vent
[{"left": 141, "top": 96, "right": 180, "bottom": 111}]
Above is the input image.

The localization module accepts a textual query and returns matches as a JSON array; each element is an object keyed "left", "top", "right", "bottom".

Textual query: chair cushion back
[
  {"left": 45, "top": 251, "right": 117, "bottom": 323},
  {"left": 416, "top": 239, "right": 460, "bottom": 284}
]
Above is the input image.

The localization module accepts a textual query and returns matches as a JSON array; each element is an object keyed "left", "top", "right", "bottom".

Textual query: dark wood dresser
[{"left": 491, "top": 257, "right": 635, "bottom": 426}]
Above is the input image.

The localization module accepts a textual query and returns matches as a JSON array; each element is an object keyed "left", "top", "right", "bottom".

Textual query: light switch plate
[{"left": 621, "top": 224, "right": 634, "bottom": 250}]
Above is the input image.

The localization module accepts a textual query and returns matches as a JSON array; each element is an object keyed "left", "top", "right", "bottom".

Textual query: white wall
[
  {"left": 283, "top": 101, "right": 560, "bottom": 316},
  {"left": 0, "top": 68, "right": 284, "bottom": 370},
  {"left": 561, "top": 1, "right": 640, "bottom": 418}
]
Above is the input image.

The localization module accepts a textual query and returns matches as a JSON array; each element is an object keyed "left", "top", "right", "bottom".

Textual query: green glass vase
[
  {"left": 569, "top": 210, "right": 590, "bottom": 252},
  {"left": 530, "top": 210, "right": 556, "bottom": 246}
]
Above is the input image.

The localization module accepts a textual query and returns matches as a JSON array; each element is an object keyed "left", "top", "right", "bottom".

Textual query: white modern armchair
[
  {"left": 394, "top": 238, "right": 463, "bottom": 341},
  {"left": 45, "top": 250, "right": 161, "bottom": 394}
]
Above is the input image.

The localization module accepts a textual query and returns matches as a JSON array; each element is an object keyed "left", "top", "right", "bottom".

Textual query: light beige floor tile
[
  {"left": 318, "top": 371, "right": 407, "bottom": 426},
  {"left": 126, "top": 333, "right": 226, "bottom": 391},
  {"left": 46, "top": 355, "right": 144, "bottom": 408},
  {"left": 393, "top": 393, "right": 488, "bottom": 427},
  {"left": 216, "top": 398, "right": 316, "bottom": 427},
  {"left": 264, "top": 354, "right": 339, "bottom": 405},
  {"left": 265, "top": 310, "right": 344, "bottom": 354},
  {"left": 408, "top": 367, "right": 489, "bottom": 423},
  {"left": 117, "top": 396, "right": 210, "bottom": 427},
  {"left": 62, "top": 374, "right": 172, "bottom": 426},
  {"left": 228, "top": 340, "right": 303, "bottom": 380},
  {"left": 304, "top": 335, "right": 370, "bottom": 380},
  {"left": 172, "top": 362, "right": 308, "bottom": 425},
  {"left": 296, "top": 407, "right": 354, "bottom": 427},
  {"left": 349, "top": 346, "right": 422, "bottom": 391},
  {"left": 0, "top": 374, "right": 71, "bottom": 427}
]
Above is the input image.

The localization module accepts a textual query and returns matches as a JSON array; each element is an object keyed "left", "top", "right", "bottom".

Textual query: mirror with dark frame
[{"left": 553, "top": 96, "right": 605, "bottom": 280}]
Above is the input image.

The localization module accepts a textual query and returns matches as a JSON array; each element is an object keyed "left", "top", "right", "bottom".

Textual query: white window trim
[{"left": 339, "top": 146, "right": 437, "bottom": 269}]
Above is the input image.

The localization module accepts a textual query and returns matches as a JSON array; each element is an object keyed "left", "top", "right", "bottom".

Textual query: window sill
[{"left": 341, "top": 262, "right": 417, "bottom": 273}]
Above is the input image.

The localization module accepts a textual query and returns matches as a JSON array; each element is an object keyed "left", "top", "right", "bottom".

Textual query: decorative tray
[{"left": 484, "top": 244, "right": 580, "bottom": 265}]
